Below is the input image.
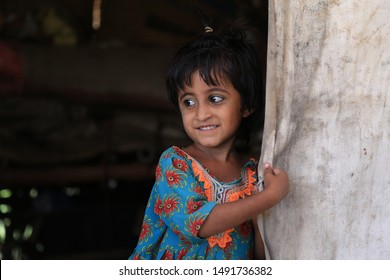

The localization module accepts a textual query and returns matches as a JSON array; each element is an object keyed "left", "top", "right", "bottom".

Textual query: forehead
[
  {"left": 177, "top": 73, "right": 243, "bottom": 106},
  {"left": 179, "top": 71, "right": 233, "bottom": 92}
]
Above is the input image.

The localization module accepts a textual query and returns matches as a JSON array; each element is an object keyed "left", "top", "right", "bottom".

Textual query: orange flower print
[
  {"left": 222, "top": 239, "right": 235, "bottom": 254},
  {"left": 162, "top": 194, "right": 181, "bottom": 216},
  {"left": 154, "top": 196, "right": 164, "bottom": 216},
  {"left": 131, "top": 254, "right": 141, "bottom": 260},
  {"left": 171, "top": 227, "right": 191, "bottom": 247},
  {"left": 192, "top": 183, "right": 204, "bottom": 196},
  {"left": 161, "top": 249, "right": 174, "bottom": 260},
  {"left": 205, "top": 245, "right": 212, "bottom": 258},
  {"left": 155, "top": 165, "right": 162, "bottom": 181},
  {"left": 172, "top": 227, "right": 182, "bottom": 237},
  {"left": 186, "top": 214, "right": 205, "bottom": 237},
  {"left": 179, "top": 236, "right": 192, "bottom": 247},
  {"left": 186, "top": 197, "right": 202, "bottom": 214},
  {"left": 156, "top": 219, "right": 164, "bottom": 228},
  {"left": 238, "top": 221, "right": 252, "bottom": 238},
  {"left": 139, "top": 218, "right": 152, "bottom": 242},
  {"left": 172, "top": 158, "right": 188, "bottom": 172},
  {"left": 177, "top": 248, "right": 189, "bottom": 260},
  {"left": 173, "top": 146, "right": 187, "bottom": 158},
  {"left": 165, "top": 170, "right": 184, "bottom": 187}
]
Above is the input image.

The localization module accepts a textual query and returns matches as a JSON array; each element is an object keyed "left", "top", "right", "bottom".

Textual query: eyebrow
[
  {"left": 179, "top": 87, "right": 230, "bottom": 99},
  {"left": 207, "top": 87, "right": 231, "bottom": 94},
  {"left": 178, "top": 92, "right": 192, "bottom": 102}
]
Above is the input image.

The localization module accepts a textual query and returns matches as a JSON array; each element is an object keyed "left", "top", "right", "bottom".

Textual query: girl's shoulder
[
  {"left": 157, "top": 146, "right": 192, "bottom": 168},
  {"left": 156, "top": 146, "right": 195, "bottom": 179},
  {"left": 160, "top": 146, "right": 187, "bottom": 158},
  {"left": 159, "top": 146, "right": 189, "bottom": 161}
]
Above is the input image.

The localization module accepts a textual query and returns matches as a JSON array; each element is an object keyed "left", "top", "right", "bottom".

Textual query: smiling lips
[{"left": 197, "top": 125, "right": 218, "bottom": 131}]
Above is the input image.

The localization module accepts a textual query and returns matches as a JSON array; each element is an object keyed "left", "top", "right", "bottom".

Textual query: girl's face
[{"left": 178, "top": 71, "right": 250, "bottom": 150}]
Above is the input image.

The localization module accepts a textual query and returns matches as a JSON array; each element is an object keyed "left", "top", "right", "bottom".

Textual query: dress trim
[{"left": 173, "top": 146, "right": 257, "bottom": 248}]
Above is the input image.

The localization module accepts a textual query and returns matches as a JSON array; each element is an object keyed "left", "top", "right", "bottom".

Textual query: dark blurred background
[{"left": 0, "top": 0, "right": 268, "bottom": 259}]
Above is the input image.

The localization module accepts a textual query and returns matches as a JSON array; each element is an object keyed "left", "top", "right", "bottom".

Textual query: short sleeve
[{"left": 153, "top": 148, "right": 217, "bottom": 243}]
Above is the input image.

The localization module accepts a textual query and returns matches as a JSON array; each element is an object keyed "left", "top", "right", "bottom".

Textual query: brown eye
[
  {"left": 183, "top": 99, "right": 196, "bottom": 107},
  {"left": 209, "top": 95, "right": 223, "bottom": 103}
]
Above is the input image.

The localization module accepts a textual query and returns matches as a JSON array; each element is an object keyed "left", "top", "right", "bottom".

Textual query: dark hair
[{"left": 166, "top": 20, "right": 264, "bottom": 142}]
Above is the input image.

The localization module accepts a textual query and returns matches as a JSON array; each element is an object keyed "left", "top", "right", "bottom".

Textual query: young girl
[{"left": 129, "top": 22, "right": 289, "bottom": 260}]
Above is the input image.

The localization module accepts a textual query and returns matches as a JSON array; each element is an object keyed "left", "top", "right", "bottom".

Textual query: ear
[{"left": 242, "top": 108, "right": 253, "bottom": 118}]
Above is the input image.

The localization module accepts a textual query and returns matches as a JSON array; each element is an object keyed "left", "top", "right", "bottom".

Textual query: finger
[
  {"left": 263, "top": 162, "right": 273, "bottom": 175},
  {"left": 272, "top": 168, "right": 281, "bottom": 175}
]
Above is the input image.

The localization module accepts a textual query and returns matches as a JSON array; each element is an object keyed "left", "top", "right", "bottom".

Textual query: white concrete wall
[{"left": 259, "top": 0, "right": 390, "bottom": 259}]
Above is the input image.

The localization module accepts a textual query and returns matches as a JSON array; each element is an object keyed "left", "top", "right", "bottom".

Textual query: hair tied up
[{"left": 204, "top": 26, "right": 213, "bottom": 33}]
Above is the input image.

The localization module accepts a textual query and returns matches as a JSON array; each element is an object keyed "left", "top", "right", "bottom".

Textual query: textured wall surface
[{"left": 258, "top": 0, "right": 390, "bottom": 259}]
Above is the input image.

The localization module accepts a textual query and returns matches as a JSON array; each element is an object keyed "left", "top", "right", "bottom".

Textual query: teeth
[{"left": 199, "top": 125, "right": 217, "bottom": 131}]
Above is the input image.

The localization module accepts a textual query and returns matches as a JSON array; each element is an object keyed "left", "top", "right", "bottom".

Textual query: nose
[{"left": 195, "top": 102, "right": 212, "bottom": 121}]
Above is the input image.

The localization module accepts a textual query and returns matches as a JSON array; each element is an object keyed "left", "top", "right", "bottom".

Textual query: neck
[
  {"left": 186, "top": 143, "right": 238, "bottom": 163},
  {"left": 183, "top": 142, "right": 246, "bottom": 183}
]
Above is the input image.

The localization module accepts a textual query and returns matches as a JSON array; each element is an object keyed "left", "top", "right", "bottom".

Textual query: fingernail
[{"left": 264, "top": 163, "right": 270, "bottom": 168}]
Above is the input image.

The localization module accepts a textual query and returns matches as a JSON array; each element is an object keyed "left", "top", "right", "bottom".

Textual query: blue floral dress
[{"left": 129, "top": 146, "right": 258, "bottom": 260}]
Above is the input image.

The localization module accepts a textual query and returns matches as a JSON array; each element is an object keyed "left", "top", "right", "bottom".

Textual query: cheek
[
  {"left": 180, "top": 110, "right": 188, "bottom": 119},
  {"left": 226, "top": 110, "right": 244, "bottom": 130},
  {"left": 225, "top": 106, "right": 243, "bottom": 120},
  {"left": 180, "top": 112, "right": 192, "bottom": 128}
]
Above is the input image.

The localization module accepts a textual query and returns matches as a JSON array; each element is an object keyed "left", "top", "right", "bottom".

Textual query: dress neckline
[{"left": 173, "top": 146, "right": 253, "bottom": 185}]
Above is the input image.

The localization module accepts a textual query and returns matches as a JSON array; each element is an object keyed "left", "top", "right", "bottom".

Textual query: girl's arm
[
  {"left": 252, "top": 217, "right": 266, "bottom": 260},
  {"left": 198, "top": 163, "right": 289, "bottom": 238}
]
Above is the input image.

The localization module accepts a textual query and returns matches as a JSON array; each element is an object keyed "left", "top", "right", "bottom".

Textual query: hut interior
[{"left": 0, "top": 0, "right": 268, "bottom": 259}]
